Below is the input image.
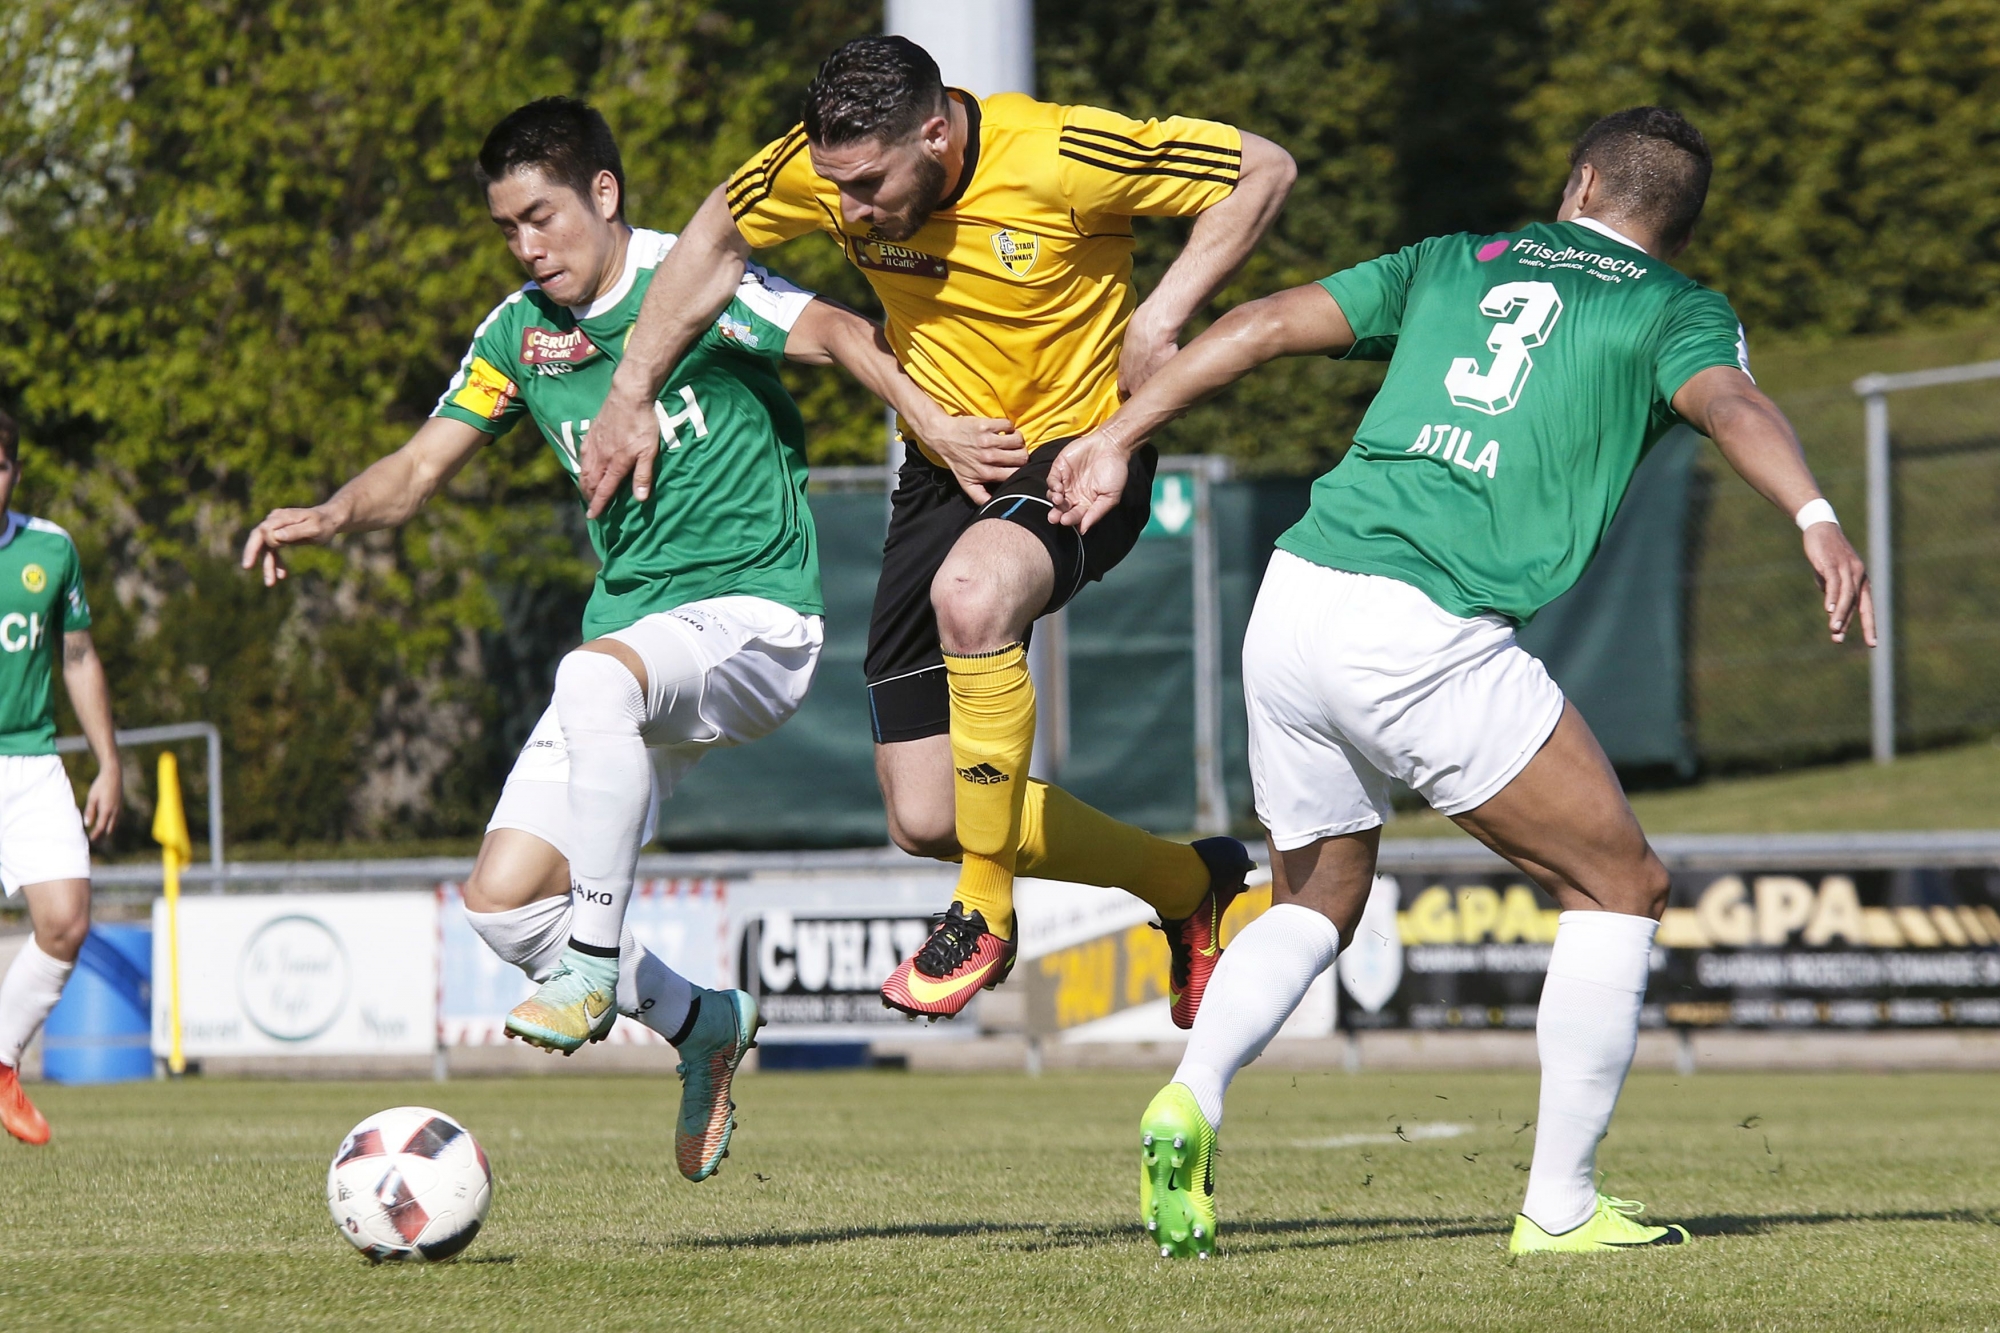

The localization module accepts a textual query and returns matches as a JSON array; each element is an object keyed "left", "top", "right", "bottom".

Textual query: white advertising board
[
  {"left": 439, "top": 880, "right": 731, "bottom": 1046},
  {"left": 151, "top": 892, "right": 438, "bottom": 1058}
]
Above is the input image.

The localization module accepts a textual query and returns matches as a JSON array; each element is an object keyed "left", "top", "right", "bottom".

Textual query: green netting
[{"left": 659, "top": 458, "right": 1696, "bottom": 849}]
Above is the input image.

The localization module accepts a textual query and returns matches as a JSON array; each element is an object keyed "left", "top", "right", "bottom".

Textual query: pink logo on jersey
[{"left": 1476, "top": 239, "right": 1508, "bottom": 262}]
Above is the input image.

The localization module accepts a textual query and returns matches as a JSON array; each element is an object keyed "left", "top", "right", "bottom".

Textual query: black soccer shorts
[{"left": 864, "top": 437, "right": 1160, "bottom": 744}]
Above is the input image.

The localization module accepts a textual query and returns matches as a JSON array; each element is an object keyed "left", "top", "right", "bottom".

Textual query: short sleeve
[
  {"left": 1317, "top": 239, "right": 1431, "bottom": 362},
  {"left": 1056, "top": 103, "right": 1241, "bottom": 221},
  {"left": 1655, "top": 286, "right": 1751, "bottom": 404},
  {"left": 432, "top": 296, "right": 529, "bottom": 434},
  {"left": 727, "top": 127, "right": 827, "bottom": 250},
  {"left": 710, "top": 263, "right": 818, "bottom": 366},
  {"left": 59, "top": 541, "right": 89, "bottom": 632}
]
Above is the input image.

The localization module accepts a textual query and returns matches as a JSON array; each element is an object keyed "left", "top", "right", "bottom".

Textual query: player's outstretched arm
[
  {"left": 585, "top": 186, "right": 752, "bottom": 519},
  {"left": 240, "top": 417, "right": 488, "bottom": 587},
  {"left": 1121, "top": 132, "right": 1297, "bottom": 396},
  {"left": 60, "top": 630, "right": 120, "bottom": 840},
  {"left": 783, "top": 299, "right": 1027, "bottom": 504},
  {"left": 1674, "top": 365, "right": 1876, "bottom": 646},
  {"left": 1051, "top": 283, "right": 1355, "bottom": 532}
]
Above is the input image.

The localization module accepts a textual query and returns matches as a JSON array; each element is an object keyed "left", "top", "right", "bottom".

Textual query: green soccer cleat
[
  {"left": 505, "top": 947, "right": 620, "bottom": 1053},
  {"left": 1509, "top": 1194, "right": 1691, "bottom": 1254},
  {"left": 1139, "top": 1082, "right": 1218, "bottom": 1259},
  {"left": 675, "top": 989, "right": 763, "bottom": 1182}
]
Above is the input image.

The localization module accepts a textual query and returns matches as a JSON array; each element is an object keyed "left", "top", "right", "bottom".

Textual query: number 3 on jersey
[{"left": 1444, "top": 281, "right": 1564, "bottom": 415}]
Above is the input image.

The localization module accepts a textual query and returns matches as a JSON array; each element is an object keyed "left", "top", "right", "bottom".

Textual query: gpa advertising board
[{"left": 1336, "top": 868, "right": 2000, "bottom": 1031}]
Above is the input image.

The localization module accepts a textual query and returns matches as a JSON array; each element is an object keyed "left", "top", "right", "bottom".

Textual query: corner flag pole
[{"left": 153, "top": 752, "right": 193, "bottom": 1076}]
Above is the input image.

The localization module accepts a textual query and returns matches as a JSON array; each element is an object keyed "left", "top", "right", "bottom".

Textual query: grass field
[
  {"left": 1384, "top": 736, "right": 2000, "bottom": 841},
  {"left": 3, "top": 1070, "right": 1996, "bottom": 1331}
]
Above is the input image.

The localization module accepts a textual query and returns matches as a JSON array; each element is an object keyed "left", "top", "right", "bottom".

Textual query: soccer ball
[{"left": 326, "top": 1106, "right": 492, "bottom": 1262}]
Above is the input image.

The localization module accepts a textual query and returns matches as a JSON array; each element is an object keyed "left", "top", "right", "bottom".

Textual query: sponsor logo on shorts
[
  {"left": 19, "top": 564, "right": 45, "bottom": 594},
  {"left": 450, "top": 357, "right": 518, "bottom": 422},
  {"left": 716, "top": 315, "right": 761, "bottom": 347},
  {"left": 853, "top": 236, "right": 948, "bottom": 279},
  {"left": 990, "top": 229, "right": 1038, "bottom": 277},
  {"left": 956, "top": 762, "right": 1009, "bottom": 785},
  {"left": 519, "top": 326, "right": 601, "bottom": 366}
]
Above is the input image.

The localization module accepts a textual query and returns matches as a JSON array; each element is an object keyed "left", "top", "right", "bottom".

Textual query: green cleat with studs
[{"left": 1138, "top": 1081, "right": 1218, "bottom": 1258}]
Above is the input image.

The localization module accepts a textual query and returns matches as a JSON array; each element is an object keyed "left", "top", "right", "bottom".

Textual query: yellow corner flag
[{"left": 154, "top": 752, "right": 191, "bottom": 1075}]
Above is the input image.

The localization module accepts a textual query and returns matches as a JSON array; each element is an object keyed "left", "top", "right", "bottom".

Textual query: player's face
[
  {"left": 811, "top": 121, "right": 952, "bottom": 243},
  {"left": 486, "top": 167, "right": 624, "bottom": 308}
]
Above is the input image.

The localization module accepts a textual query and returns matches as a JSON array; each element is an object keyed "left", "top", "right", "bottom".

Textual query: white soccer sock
[
  {"left": 0, "top": 935, "right": 74, "bottom": 1070},
  {"left": 1521, "top": 909, "right": 1659, "bottom": 1234},
  {"left": 1171, "top": 903, "right": 1341, "bottom": 1130},
  {"left": 463, "top": 897, "right": 696, "bottom": 1041},
  {"left": 555, "top": 651, "right": 652, "bottom": 953}
]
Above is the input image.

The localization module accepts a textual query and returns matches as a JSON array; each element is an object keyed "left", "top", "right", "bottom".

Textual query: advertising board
[{"left": 151, "top": 892, "right": 437, "bottom": 1058}]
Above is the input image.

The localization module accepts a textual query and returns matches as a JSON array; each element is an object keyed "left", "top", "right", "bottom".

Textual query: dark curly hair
[{"left": 802, "top": 36, "right": 947, "bottom": 147}]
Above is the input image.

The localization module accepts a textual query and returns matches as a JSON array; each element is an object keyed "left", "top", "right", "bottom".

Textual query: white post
[
  {"left": 1190, "top": 462, "right": 1228, "bottom": 834},
  {"left": 884, "top": 1, "right": 1033, "bottom": 96},
  {"left": 1863, "top": 391, "right": 1894, "bottom": 764}
]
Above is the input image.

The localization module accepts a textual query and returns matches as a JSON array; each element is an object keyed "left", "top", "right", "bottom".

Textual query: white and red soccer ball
[{"left": 327, "top": 1107, "right": 492, "bottom": 1262}]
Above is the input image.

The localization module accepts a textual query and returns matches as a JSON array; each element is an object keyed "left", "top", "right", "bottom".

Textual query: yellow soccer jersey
[{"left": 727, "top": 91, "right": 1241, "bottom": 450}]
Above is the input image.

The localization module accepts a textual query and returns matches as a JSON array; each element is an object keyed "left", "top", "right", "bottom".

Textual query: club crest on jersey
[
  {"left": 19, "top": 564, "right": 44, "bottom": 594},
  {"left": 853, "top": 236, "right": 948, "bottom": 279},
  {"left": 519, "top": 326, "right": 601, "bottom": 367},
  {"left": 451, "top": 357, "right": 518, "bottom": 422},
  {"left": 989, "top": 229, "right": 1038, "bottom": 277}
]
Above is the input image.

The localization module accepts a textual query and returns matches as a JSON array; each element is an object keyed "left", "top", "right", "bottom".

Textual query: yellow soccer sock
[
  {"left": 943, "top": 644, "right": 1035, "bottom": 938},
  {"left": 1017, "top": 780, "right": 1210, "bottom": 919}
]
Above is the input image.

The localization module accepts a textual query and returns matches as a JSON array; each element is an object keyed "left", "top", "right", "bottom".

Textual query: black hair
[
  {"left": 477, "top": 97, "right": 625, "bottom": 216},
  {"left": 802, "top": 35, "right": 947, "bottom": 147},
  {"left": 0, "top": 409, "right": 16, "bottom": 465},
  {"left": 1568, "top": 107, "right": 1712, "bottom": 250}
]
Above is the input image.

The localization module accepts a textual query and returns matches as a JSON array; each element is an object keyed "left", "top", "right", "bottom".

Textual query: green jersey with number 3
[
  {"left": 432, "top": 229, "right": 822, "bottom": 637},
  {"left": 0, "top": 514, "right": 92, "bottom": 755},
  {"left": 1279, "top": 218, "right": 1748, "bottom": 625}
]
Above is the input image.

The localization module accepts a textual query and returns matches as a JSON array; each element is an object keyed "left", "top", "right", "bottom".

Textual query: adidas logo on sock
[{"left": 955, "top": 763, "right": 1009, "bottom": 785}]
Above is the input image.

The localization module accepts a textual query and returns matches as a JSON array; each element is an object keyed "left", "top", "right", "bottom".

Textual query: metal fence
[{"left": 1688, "top": 364, "right": 2000, "bottom": 769}]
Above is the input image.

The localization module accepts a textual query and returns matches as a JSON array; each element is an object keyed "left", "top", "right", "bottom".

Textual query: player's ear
[{"left": 594, "top": 169, "right": 622, "bottom": 223}]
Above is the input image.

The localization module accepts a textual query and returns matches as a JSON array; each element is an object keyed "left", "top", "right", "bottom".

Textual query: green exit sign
[{"left": 1141, "top": 473, "right": 1196, "bottom": 538}]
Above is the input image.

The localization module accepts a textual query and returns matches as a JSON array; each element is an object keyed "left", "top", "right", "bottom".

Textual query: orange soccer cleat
[
  {"left": 1164, "top": 837, "right": 1254, "bottom": 1030},
  {"left": 880, "top": 903, "right": 1016, "bottom": 1019},
  {"left": 0, "top": 1063, "right": 50, "bottom": 1145}
]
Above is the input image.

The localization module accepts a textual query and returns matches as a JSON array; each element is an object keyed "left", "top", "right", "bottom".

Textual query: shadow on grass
[
  {"left": 674, "top": 1215, "right": 1512, "bottom": 1253},
  {"left": 672, "top": 1207, "right": 1997, "bottom": 1254},
  {"left": 1683, "top": 1208, "right": 1998, "bottom": 1237}
]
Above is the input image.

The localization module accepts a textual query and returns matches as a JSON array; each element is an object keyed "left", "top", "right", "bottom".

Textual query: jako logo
[
  {"left": 573, "top": 888, "right": 613, "bottom": 905},
  {"left": 1476, "top": 239, "right": 1509, "bottom": 262}
]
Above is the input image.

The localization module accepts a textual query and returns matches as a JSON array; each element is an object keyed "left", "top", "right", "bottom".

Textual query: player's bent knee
[
  {"left": 553, "top": 647, "right": 647, "bottom": 735},
  {"left": 930, "top": 567, "right": 1029, "bottom": 655}
]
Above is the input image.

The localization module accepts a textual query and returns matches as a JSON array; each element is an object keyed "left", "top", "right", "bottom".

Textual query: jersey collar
[
  {"left": 1569, "top": 215, "right": 1650, "bottom": 256},
  {"left": 936, "top": 89, "right": 982, "bottom": 213},
  {"left": 0, "top": 513, "right": 22, "bottom": 551}
]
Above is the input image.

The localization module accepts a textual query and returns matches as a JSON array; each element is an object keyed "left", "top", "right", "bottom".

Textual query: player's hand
[
  {"left": 241, "top": 506, "right": 342, "bottom": 587},
  {"left": 1047, "top": 431, "right": 1132, "bottom": 534},
  {"left": 1803, "top": 521, "right": 1875, "bottom": 646},
  {"left": 918, "top": 415, "right": 1028, "bottom": 505},
  {"left": 1118, "top": 313, "right": 1179, "bottom": 398},
  {"left": 581, "top": 383, "right": 660, "bottom": 519},
  {"left": 82, "top": 761, "right": 121, "bottom": 840}
]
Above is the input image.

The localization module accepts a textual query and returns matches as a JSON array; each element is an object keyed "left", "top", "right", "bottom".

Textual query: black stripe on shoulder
[
  {"left": 1061, "top": 125, "right": 1241, "bottom": 160},
  {"left": 728, "top": 129, "right": 810, "bottom": 217},
  {"left": 1057, "top": 147, "right": 1240, "bottom": 186}
]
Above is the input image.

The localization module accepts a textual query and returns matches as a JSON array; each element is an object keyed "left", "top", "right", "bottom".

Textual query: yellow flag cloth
[{"left": 153, "top": 751, "right": 192, "bottom": 868}]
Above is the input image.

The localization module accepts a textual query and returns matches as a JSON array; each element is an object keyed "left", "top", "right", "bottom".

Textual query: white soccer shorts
[
  {"left": 0, "top": 754, "right": 92, "bottom": 894},
  {"left": 1244, "top": 550, "right": 1566, "bottom": 850},
  {"left": 487, "top": 595, "right": 823, "bottom": 857}
]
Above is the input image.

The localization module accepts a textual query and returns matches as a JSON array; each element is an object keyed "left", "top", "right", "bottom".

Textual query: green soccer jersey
[
  {"left": 1279, "top": 218, "right": 1748, "bottom": 625},
  {"left": 432, "top": 229, "right": 823, "bottom": 637},
  {"left": 0, "top": 514, "right": 92, "bottom": 755}
]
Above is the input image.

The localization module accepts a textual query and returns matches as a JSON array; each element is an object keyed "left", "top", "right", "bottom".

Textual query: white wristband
[{"left": 1794, "top": 498, "right": 1838, "bottom": 532}]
